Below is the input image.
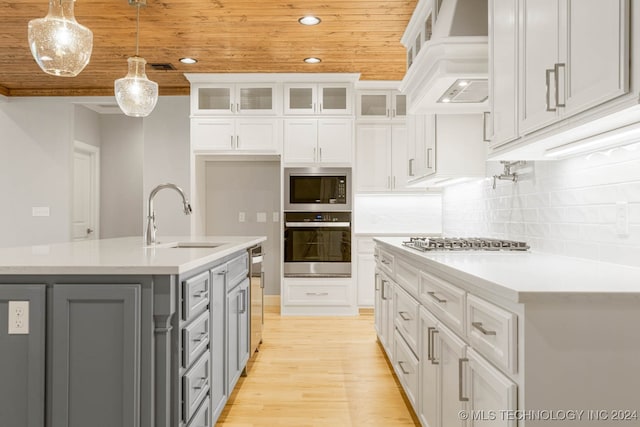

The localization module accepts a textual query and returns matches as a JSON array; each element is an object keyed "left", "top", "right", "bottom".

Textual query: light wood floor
[{"left": 216, "top": 308, "right": 419, "bottom": 426}]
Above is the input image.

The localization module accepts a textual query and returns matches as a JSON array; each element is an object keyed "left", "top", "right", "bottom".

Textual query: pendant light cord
[{"left": 135, "top": 4, "right": 140, "bottom": 56}]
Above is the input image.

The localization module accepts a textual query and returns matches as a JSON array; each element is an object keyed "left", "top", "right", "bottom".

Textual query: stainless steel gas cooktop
[{"left": 402, "top": 237, "right": 530, "bottom": 252}]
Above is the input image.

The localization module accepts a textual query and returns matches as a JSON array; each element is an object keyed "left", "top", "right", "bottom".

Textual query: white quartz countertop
[
  {"left": 375, "top": 237, "right": 640, "bottom": 302},
  {"left": 0, "top": 236, "right": 266, "bottom": 275}
]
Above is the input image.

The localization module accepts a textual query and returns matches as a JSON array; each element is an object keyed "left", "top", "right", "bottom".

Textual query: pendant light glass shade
[
  {"left": 114, "top": 56, "right": 158, "bottom": 117},
  {"left": 28, "top": 0, "right": 93, "bottom": 77}
]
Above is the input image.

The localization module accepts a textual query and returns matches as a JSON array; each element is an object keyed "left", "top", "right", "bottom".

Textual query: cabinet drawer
[
  {"left": 182, "top": 311, "right": 210, "bottom": 368},
  {"left": 393, "top": 330, "right": 419, "bottom": 409},
  {"left": 394, "top": 285, "right": 419, "bottom": 356},
  {"left": 395, "top": 257, "right": 420, "bottom": 298},
  {"left": 284, "top": 284, "right": 350, "bottom": 306},
  {"left": 420, "top": 271, "right": 465, "bottom": 335},
  {"left": 183, "top": 271, "right": 210, "bottom": 322},
  {"left": 376, "top": 249, "right": 395, "bottom": 277},
  {"left": 182, "top": 350, "right": 210, "bottom": 423},
  {"left": 186, "top": 395, "right": 211, "bottom": 427},
  {"left": 227, "top": 253, "right": 249, "bottom": 289},
  {"left": 467, "top": 294, "right": 517, "bottom": 374}
]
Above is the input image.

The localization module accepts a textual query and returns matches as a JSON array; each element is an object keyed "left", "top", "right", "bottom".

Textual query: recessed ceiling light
[
  {"left": 298, "top": 16, "right": 321, "bottom": 26},
  {"left": 304, "top": 57, "right": 322, "bottom": 64},
  {"left": 441, "top": 98, "right": 451, "bottom": 103},
  {"left": 179, "top": 57, "right": 198, "bottom": 64},
  {"left": 458, "top": 80, "right": 469, "bottom": 87}
]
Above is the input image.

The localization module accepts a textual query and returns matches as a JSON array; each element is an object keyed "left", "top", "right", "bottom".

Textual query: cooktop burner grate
[{"left": 402, "top": 237, "right": 530, "bottom": 252}]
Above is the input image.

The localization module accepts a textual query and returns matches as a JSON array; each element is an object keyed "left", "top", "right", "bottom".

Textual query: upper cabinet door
[
  {"left": 489, "top": 0, "right": 519, "bottom": 147},
  {"left": 235, "top": 118, "right": 280, "bottom": 152},
  {"left": 191, "top": 118, "right": 236, "bottom": 151},
  {"left": 319, "top": 84, "right": 352, "bottom": 115},
  {"left": 318, "top": 119, "right": 353, "bottom": 164},
  {"left": 357, "top": 91, "right": 391, "bottom": 119},
  {"left": 392, "top": 94, "right": 407, "bottom": 119},
  {"left": 193, "top": 85, "right": 235, "bottom": 115},
  {"left": 355, "top": 123, "right": 393, "bottom": 191},
  {"left": 284, "top": 85, "right": 317, "bottom": 115},
  {"left": 519, "top": 0, "right": 560, "bottom": 135},
  {"left": 561, "top": 0, "right": 629, "bottom": 117},
  {"left": 283, "top": 119, "right": 318, "bottom": 163},
  {"left": 236, "top": 84, "right": 277, "bottom": 115}
]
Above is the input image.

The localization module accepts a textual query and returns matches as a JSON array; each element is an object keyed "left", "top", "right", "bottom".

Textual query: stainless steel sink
[{"left": 167, "top": 242, "right": 225, "bottom": 249}]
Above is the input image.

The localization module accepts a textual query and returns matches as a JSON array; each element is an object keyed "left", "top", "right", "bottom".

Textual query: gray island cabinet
[{"left": 0, "top": 235, "right": 264, "bottom": 427}]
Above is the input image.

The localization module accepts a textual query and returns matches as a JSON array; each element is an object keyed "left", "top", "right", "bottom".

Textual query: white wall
[
  {"left": 99, "top": 115, "right": 144, "bottom": 238},
  {"left": 0, "top": 98, "right": 73, "bottom": 247},
  {"left": 142, "top": 96, "right": 191, "bottom": 237},
  {"left": 443, "top": 144, "right": 640, "bottom": 267},
  {"left": 74, "top": 105, "right": 101, "bottom": 148}
]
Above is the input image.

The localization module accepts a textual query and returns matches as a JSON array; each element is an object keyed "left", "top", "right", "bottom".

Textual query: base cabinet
[{"left": 227, "top": 278, "right": 250, "bottom": 392}]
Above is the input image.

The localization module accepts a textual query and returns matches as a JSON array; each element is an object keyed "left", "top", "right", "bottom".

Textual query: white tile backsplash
[{"left": 443, "top": 145, "right": 640, "bottom": 267}]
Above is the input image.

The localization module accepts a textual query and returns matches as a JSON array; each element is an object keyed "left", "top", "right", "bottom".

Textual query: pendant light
[
  {"left": 28, "top": 0, "right": 93, "bottom": 77},
  {"left": 114, "top": 0, "right": 158, "bottom": 117}
]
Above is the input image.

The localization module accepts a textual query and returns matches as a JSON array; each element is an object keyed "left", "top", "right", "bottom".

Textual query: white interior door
[{"left": 72, "top": 141, "right": 99, "bottom": 241}]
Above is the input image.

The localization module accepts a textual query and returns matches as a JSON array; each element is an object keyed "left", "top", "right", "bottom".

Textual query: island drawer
[
  {"left": 182, "top": 310, "right": 210, "bottom": 368},
  {"left": 283, "top": 278, "right": 351, "bottom": 306},
  {"left": 186, "top": 396, "right": 211, "bottom": 427},
  {"left": 420, "top": 271, "right": 465, "bottom": 336},
  {"left": 394, "top": 285, "right": 419, "bottom": 356},
  {"left": 227, "top": 252, "right": 249, "bottom": 290},
  {"left": 182, "top": 350, "right": 210, "bottom": 423},
  {"left": 393, "top": 330, "right": 419, "bottom": 409},
  {"left": 395, "top": 257, "right": 420, "bottom": 298},
  {"left": 467, "top": 294, "right": 517, "bottom": 374},
  {"left": 182, "top": 271, "right": 210, "bottom": 322},
  {"left": 376, "top": 249, "right": 395, "bottom": 277}
]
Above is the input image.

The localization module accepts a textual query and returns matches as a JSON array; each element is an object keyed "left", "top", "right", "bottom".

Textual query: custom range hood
[{"left": 400, "top": 0, "right": 488, "bottom": 114}]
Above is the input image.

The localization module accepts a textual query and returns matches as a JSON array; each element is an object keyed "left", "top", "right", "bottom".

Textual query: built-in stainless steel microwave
[{"left": 284, "top": 167, "right": 352, "bottom": 212}]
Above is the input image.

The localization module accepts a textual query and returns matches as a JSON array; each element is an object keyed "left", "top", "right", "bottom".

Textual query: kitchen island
[
  {"left": 0, "top": 235, "right": 265, "bottom": 427},
  {"left": 375, "top": 237, "right": 640, "bottom": 427}
]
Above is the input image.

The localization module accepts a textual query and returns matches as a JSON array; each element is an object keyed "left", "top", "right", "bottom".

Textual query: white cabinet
[
  {"left": 191, "top": 118, "right": 280, "bottom": 153},
  {"left": 374, "top": 269, "right": 395, "bottom": 357},
  {"left": 283, "top": 119, "right": 352, "bottom": 165},
  {"left": 466, "top": 348, "right": 517, "bottom": 427},
  {"left": 284, "top": 84, "right": 352, "bottom": 115},
  {"left": 191, "top": 83, "right": 278, "bottom": 116},
  {"left": 356, "top": 91, "right": 406, "bottom": 120},
  {"left": 356, "top": 238, "right": 375, "bottom": 307},
  {"left": 408, "top": 114, "right": 486, "bottom": 187},
  {"left": 281, "top": 277, "right": 356, "bottom": 316},
  {"left": 487, "top": 0, "right": 518, "bottom": 147},
  {"left": 517, "top": 0, "right": 629, "bottom": 136},
  {"left": 356, "top": 123, "right": 414, "bottom": 192}
]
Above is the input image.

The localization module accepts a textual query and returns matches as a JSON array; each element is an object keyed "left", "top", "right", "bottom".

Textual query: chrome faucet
[{"left": 146, "top": 183, "right": 192, "bottom": 245}]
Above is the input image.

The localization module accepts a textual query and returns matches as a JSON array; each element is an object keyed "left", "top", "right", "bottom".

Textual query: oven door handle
[{"left": 285, "top": 222, "right": 351, "bottom": 228}]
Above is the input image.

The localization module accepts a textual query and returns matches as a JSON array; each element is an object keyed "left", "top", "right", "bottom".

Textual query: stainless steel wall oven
[{"left": 284, "top": 212, "right": 351, "bottom": 277}]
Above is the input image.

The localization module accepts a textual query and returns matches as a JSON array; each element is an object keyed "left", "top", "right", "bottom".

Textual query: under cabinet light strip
[{"left": 545, "top": 121, "right": 640, "bottom": 158}]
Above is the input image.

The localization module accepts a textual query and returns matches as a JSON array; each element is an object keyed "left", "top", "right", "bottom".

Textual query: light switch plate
[
  {"left": 8, "top": 301, "right": 29, "bottom": 334},
  {"left": 273, "top": 212, "right": 279, "bottom": 223},
  {"left": 238, "top": 212, "right": 246, "bottom": 223},
  {"left": 257, "top": 212, "right": 267, "bottom": 223},
  {"left": 32, "top": 206, "right": 50, "bottom": 217}
]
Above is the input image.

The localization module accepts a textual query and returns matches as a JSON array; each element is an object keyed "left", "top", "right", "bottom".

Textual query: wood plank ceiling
[{"left": 0, "top": 0, "right": 417, "bottom": 97}]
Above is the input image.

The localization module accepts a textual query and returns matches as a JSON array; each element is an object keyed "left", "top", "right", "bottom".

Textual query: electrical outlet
[
  {"left": 8, "top": 301, "right": 29, "bottom": 335},
  {"left": 272, "top": 212, "right": 279, "bottom": 223},
  {"left": 616, "top": 201, "right": 629, "bottom": 236},
  {"left": 238, "top": 212, "right": 246, "bottom": 223},
  {"left": 257, "top": 212, "right": 267, "bottom": 223}
]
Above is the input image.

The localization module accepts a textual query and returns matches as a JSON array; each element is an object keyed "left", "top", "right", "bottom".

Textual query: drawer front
[
  {"left": 182, "top": 350, "right": 210, "bottom": 423},
  {"left": 183, "top": 271, "right": 210, "bottom": 321},
  {"left": 376, "top": 249, "right": 395, "bottom": 277},
  {"left": 393, "top": 330, "right": 419, "bottom": 410},
  {"left": 395, "top": 257, "right": 420, "bottom": 298},
  {"left": 227, "top": 252, "right": 249, "bottom": 289},
  {"left": 186, "top": 395, "right": 211, "bottom": 427},
  {"left": 394, "top": 285, "right": 419, "bottom": 356},
  {"left": 420, "top": 271, "right": 466, "bottom": 336},
  {"left": 284, "top": 284, "right": 350, "bottom": 306},
  {"left": 182, "top": 311, "right": 210, "bottom": 368},
  {"left": 467, "top": 294, "right": 517, "bottom": 374}
]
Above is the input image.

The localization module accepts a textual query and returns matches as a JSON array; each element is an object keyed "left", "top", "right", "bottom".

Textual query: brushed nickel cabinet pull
[
  {"left": 193, "top": 377, "right": 209, "bottom": 390},
  {"left": 217, "top": 270, "right": 227, "bottom": 275},
  {"left": 192, "top": 331, "right": 207, "bottom": 342},
  {"left": 482, "top": 111, "right": 490, "bottom": 142},
  {"left": 427, "top": 327, "right": 435, "bottom": 362},
  {"left": 305, "top": 292, "right": 329, "bottom": 296},
  {"left": 427, "top": 291, "right": 446, "bottom": 304},
  {"left": 427, "top": 148, "right": 433, "bottom": 169},
  {"left": 409, "top": 158, "right": 414, "bottom": 176},
  {"left": 399, "top": 311, "right": 412, "bottom": 321},
  {"left": 554, "top": 63, "right": 566, "bottom": 107},
  {"left": 459, "top": 358, "right": 469, "bottom": 402},
  {"left": 545, "top": 68, "right": 556, "bottom": 112},
  {"left": 430, "top": 328, "right": 440, "bottom": 365},
  {"left": 472, "top": 321, "right": 497, "bottom": 336},
  {"left": 398, "top": 360, "right": 410, "bottom": 375}
]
